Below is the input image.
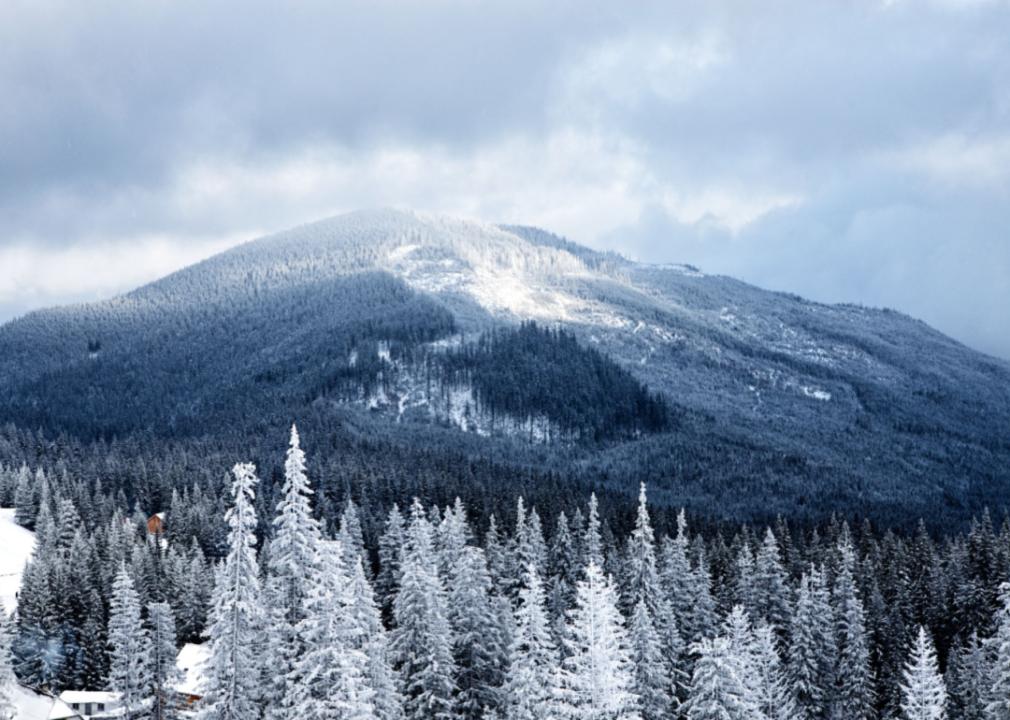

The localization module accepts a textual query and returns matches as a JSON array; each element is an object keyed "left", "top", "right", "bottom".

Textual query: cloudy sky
[{"left": 1, "top": 0, "right": 1008, "bottom": 358}]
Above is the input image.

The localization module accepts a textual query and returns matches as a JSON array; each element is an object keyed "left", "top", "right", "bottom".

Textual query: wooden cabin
[{"left": 146, "top": 512, "right": 166, "bottom": 535}]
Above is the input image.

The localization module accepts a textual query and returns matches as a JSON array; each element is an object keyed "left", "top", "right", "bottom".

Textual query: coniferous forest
[{"left": 3, "top": 426, "right": 1010, "bottom": 719}]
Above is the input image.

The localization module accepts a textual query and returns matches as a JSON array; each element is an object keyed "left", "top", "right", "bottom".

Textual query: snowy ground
[{"left": 0, "top": 507, "right": 36, "bottom": 614}]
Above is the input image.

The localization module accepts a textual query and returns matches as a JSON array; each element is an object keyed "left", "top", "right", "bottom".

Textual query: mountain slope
[{"left": 1, "top": 209, "right": 1008, "bottom": 525}]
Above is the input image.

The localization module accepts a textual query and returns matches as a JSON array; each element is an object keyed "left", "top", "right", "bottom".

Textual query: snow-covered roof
[
  {"left": 175, "top": 642, "right": 210, "bottom": 696},
  {"left": 0, "top": 507, "right": 37, "bottom": 613},
  {"left": 9, "top": 684, "right": 82, "bottom": 720},
  {"left": 58, "top": 691, "right": 121, "bottom": 705},
  {"left": 154, "top": 512, "right": 166, "bottom": 520}
]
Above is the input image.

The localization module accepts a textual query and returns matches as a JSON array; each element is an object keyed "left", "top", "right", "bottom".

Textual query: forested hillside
[
  {"left": 1, "top": 210, "right": 1009, "bottom": 527},
  {"left": 3, "top": 428, "right": 1010, "bottom": 720}
]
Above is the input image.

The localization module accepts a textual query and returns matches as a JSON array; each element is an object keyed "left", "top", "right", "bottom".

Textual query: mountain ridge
[{"left": 1, "top": 208, "right": 1008, "bottom": 526}]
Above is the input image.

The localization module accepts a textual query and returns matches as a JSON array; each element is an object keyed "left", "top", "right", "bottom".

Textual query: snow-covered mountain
[{"left": 2, "top": 209, "right": 1008, "bottom": 523}]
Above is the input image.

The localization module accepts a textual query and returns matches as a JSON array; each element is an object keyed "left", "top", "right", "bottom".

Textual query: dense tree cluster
[{"left": 5, "top": 429, "right": 1010, "bottom": 719}]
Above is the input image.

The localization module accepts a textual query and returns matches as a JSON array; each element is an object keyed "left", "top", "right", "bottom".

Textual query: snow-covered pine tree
[
  {"left": 986, "top": 581, "right": 1010, "bottom": 720},
  {"left": 583, "top": 494, "right": 604, "bottom": 571},
  {"left": 944, "top": 633, "right": 987, "bottom": 720},
  {"left": 628, "top": 599, "right": 673, "bottom": 720},
  {"left": 789, "top": 567, "right": 835, "bottom": 720},
  {"left": 376, "top": 504, "right": 406, "bottom": 621},
  {"left": 752, "top": 529, "right": 790, "bottom": 635},
  {"left": 900, "top": 626, "right": 947, "bottom": 720},
  {"left": 555, "top": 561, "right": 640, "bottom": 720},
  {"left": 548, "top": 511, "right": 578, "bottom": 646},
  {"left": 683, "top": 636, "right": 756, "bottom": 720},
  {"left": 720, "top": 605, "right": 757, "bottom": 704},
  {"left": 266, "top": 425, "right": 323, "bottom": 720},
  {"left": 148, "top": 602, "right": 182, "bottom": 720},
  {"left": 449, "top": 546, "right": 507, "bottom": 720},
  {"left": 293, "top": 543, "right": 376, "bottom": 720},
  {"left": 338, "top": 498, "right": 368, "bottom": 575},
  {"left": 346, "top": 557, "right": 403, "bottom": 720},
  {"left": 198, "top": 463, "right": 265, "bottom": 720},
  {"left": 108, "top": 565, "right": 151, "bottom": 720},
  {"left": 391, "top": 499, "right": 458, "bottom": 720},
  {"left": 752, "top": 623, "right": 795, "bottom": 720},
  {"left": 0, "top": 605, "right": 16, "bottom": 720},
  {"left": 833, "top": 538, "right": 874, "bottom": 720},
  {"left": 503, "top": 562, "right": 559, "bottom": 720}
]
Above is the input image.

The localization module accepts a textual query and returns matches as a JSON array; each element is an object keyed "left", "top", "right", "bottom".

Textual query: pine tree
[
  {"left": 391, "top": 499, "right": 458, "bottom": 720},
  {"left": 148, "top": 602, "right": 182, "bottom": 720},
  {"left": 503, "top": 562, "right": 558, "bottom": 720},
  {"left": 944, "top": 633, "right": 987, "bottom": 720},
  {"left": 583, "top": 494, "right": 604, "bottom": 571},
  {"left": 833, "top": 538, "right": 874, "bottom": 719},
  {"left": 266, "top": 425, "right": 323, "bottom": 720},
  {"left": 548, "top": 511, "right": 578, "bottom": 645},
  {"left": 752, "top": 623, "right": 795, "bottom": 720},
  {"left": 753, "top": 529, "right": 790, "bottom": 635},
  {"left": 0, "top": 606, "right": 17, "bottom": 720},
  {"left": 986, "top": 581, "right": 1010, "bottom": 720},
  {"left": 346, "top": 558, "right": 403, "bottom": 720},
  {"left": 900, "top": 626, "right": 946, "bottom": 720},
  {"left": 338, "top": 498, "right": 368, "bottom": 574},
  {"left": 293, "top": 544, "right": 376, "bottom": 720},
  {"left": 449, "top": 546, "right": 507, "bottom": 719},
  {"left": 198, "top": 463, "right": 264, "bottom": 720},
  {"left": 108, "top": 565, "right": 151, "bottom": 720},
  {"left": 376, "top": 504, "right": 406, "bottom": 622},
  {"left": 555, "top": 561, "right": 640, "bottom": 720},
  {"left": 683, "top": 636, "right": 756, "bottom": 720},
  {"left": 628, "top": 599, "right": 673, "bottom": 720},
  {"left": 790, "top": 567, "right": 835, "bottom": 720}
]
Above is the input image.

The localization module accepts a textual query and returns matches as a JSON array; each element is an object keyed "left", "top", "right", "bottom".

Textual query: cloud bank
[{"left": 1, "top": 0, "right": 1008, "bottom": 357}]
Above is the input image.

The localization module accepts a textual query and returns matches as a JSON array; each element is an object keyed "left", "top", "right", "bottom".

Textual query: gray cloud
[{"left": 0, "top": 0, "right": 1008, "bottom": 358}]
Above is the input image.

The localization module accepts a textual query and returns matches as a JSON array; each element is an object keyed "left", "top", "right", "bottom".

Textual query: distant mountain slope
[{"left": 1, "top": 209, "right": 1008, "bottom": 525}]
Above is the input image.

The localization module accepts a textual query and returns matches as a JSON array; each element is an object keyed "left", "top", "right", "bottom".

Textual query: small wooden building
[{"left": 147, "top": 512, "right": 166, "bottom": 535}]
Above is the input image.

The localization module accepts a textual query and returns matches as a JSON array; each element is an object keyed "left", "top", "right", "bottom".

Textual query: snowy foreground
[{"left": 0, "top": 508, "right": 35, "bottom": 613}]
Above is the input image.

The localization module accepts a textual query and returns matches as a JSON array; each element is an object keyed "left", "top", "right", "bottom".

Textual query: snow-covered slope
[
  {"left": 0, "top": 508, "right": 36, "bottom": 614},
  {"left": 1, "top": 209, "right": 1009, "bottom": 523}
]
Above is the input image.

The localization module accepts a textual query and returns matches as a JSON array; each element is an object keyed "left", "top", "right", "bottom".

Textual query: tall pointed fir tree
[
  {"left": 683, "top": 636, "right": 756, "bottom": 720},
  {"left": 944, "top": 633, "right": 987, "bottom": 720},
  {"left": 449, "top": 546, "right": 507, "bottom": 719},
  {"left": 752, "top": 529, "right": 790, "bottom": 635},
  {"left": 266, "top": 425, "right": 323, "bottom": 720},
  {"left": 503, "top": 562, "right": 559, "bottom": 720},
  {"left": 148, "top": 602, "right": 182, "bottom": 720},
  {"left": 293, "top": 543, "right": 376, "bottom": 720},
  {"left": 986, "top": 581, "right": 1010, "bottom": 720},
  {"left": 376, "top": 504, "right": 406, "bottom": 622},
  {"left": 752, "top": 622, "right": 796, "bottom": 720},
  {"left": 548, "top": 511, "right": 578, "bottom": 646},
  {"left": 624, "top": 484, "right": 679, "bottom": 718},
  {"left": 583, "top": 494, "right": 604, "bottom": 571},
  {"left": 900, "top": 626, "right": 947, "bottom": 720},
  {"left": 789, "top": 567, "right": 836, "bottom": 720},
  {"left": 391, "top": 499, "right": 458, "bottom": 720},
  {"left": 833, "top": 538, "right": 874, "bottom": 719},
  {"left": 0, "top": 606, "right": 16, "bottom": 720},
  {"left": 108, "top": 565, "right": 151, "bottom": 720},
  {"left": 346, "top": 558, "right": 404, "bottom": 720},
  {"left": 555, "top": 561, "right": 640, "bottom": 720},
  {"left": 198, "top": 463, "right": 265, "bottom": 720},
  {"left": 338, "top": 499, "right": 368, "bottom": 575}
]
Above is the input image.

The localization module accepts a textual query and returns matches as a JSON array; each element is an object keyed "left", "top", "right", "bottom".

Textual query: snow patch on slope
[{"left": 0, "top": 508, "right": 36, "bottom": 614}]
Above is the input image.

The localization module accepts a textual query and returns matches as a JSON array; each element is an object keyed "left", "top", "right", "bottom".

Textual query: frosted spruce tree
[
  {"left": 108, "top": 565, "right": 151, "bottom": 720},
  {"left": 752, "top": 623, "right": 796, "bottom": 720},
  {"left": 449, "top": 546, "right": 508, "bottom": 719},
  {"left": 199, "top": 463, "right": 264, "bottom": 720},
  {"left": 293, "top": 543, "right": 375, "bottom": 720},
  {"left": 683, "top": 636, "right": 755, "bottom": 720},
  {"left": 556, "top": 561, "right": 640, "bottom": 720},
  {"left": 346, "top": 557, "right": 404, "bottom": 720},
  {"left": 266, "top": 425, "right": 323, "bottom": 720},
  {"left": 503, "top": 562, "right": 558, "bottom": 720},
  {"left": 752, "top": 529, "right": 790, "bottom": 635},
  {"left": 987, "top": 581, "right": 1010, "bottom": 720},
  {"left": 148, "top": 602, "right": 182, "bottom": 720},
  {"left": 0, "top": 605, "right": 16, "bottom": 720},
  {"left": 583, "top": 494, "right": 604, "bottom": 570},
  {"left": 833, "top": 538, "right": 874, "bottom": 720},
  {"left": 629, "top": 599, "right": 673, "bottom": 720},
  {"left": 391, "top": 499, "right": 458, "bottom": 720},
  {"left": 789, "top": 567, "right": 836, "bottom": 720},
  {"left": 900, "top": 626, "right": 947, "bottom": 720},
  {"left": 944, "top": 633, "right": 987, "bottom": 720}
]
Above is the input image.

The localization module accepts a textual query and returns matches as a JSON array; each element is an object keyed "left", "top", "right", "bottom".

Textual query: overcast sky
[{"left": 1, "top": 0, "right": 1008, "bottom": 358}]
